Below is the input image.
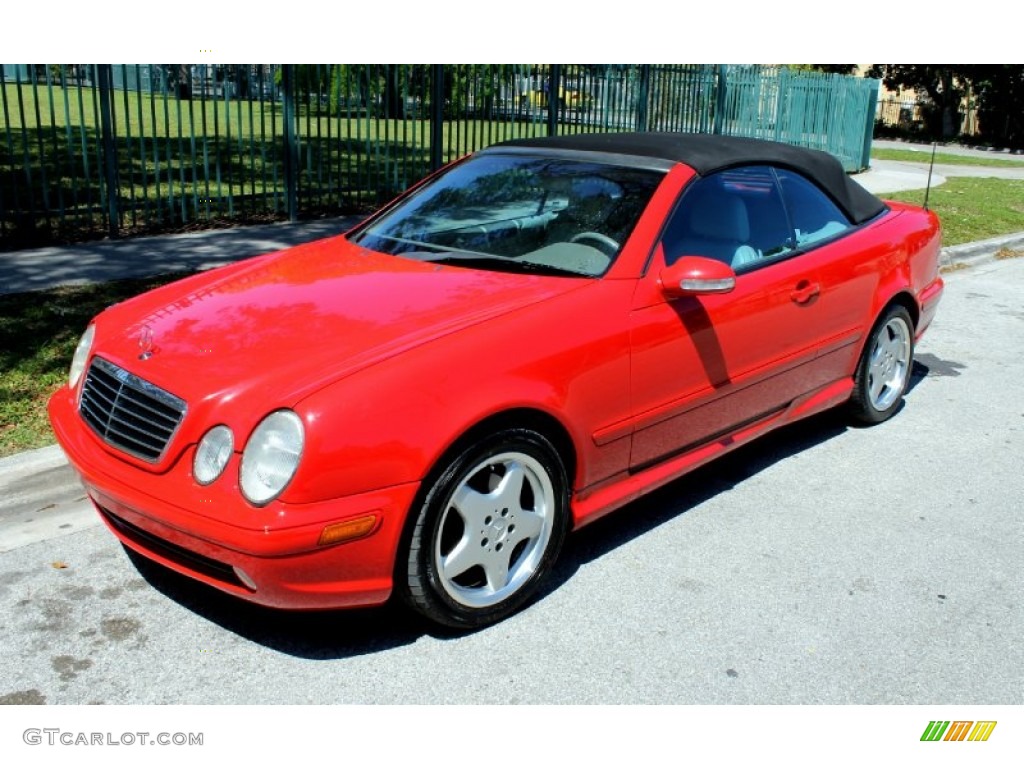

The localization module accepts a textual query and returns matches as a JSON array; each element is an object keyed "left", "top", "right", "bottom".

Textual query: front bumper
[{"left": 49, "top": 387, "right": 419, "bottom": 610}]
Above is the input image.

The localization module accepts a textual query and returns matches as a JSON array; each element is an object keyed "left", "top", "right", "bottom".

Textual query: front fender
[{"left": 284, "top": 280, "right": 638, "bottom": 504}]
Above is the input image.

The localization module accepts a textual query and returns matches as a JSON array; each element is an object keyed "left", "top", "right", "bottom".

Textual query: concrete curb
[
  {"left": 0, "top": 444, "right": 66, "bottom": 474},
  {"left": 941, "top": 231, "right": 1024, "bottom": 269},
  {"left": 0, "top": 443, "right": 99, "bottom": 554}
]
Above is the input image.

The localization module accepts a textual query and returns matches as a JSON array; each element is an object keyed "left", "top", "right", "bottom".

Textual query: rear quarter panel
[
  {"left": 813, "top": 203, "right": 941, "bottom": 381},
  {"left": 887, "top": 202, "right": 943, "bottom": 336}
]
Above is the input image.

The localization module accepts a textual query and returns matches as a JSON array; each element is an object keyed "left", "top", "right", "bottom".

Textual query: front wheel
[
  {"left": 850, "top": 305, "right": 915, "bottom": 424},
  {"left": 400, "top": 429, "right": 569, "bottom": 629}
]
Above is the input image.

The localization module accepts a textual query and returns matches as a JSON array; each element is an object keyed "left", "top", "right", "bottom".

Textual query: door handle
[{"left": 790, "top": 280, "right": 820, "bottom": 305}]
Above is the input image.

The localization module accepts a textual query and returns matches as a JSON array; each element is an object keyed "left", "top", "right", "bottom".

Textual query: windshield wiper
[{"left": 421, "top": 253, "right": 587, "bottom": 277}]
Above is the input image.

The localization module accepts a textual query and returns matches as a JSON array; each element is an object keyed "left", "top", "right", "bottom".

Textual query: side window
[
  {"left": 776, "top": 168, "right": 851, "bottom": 248},
  {"left": 661, "top": 166, "right": 792, "bottom": 270}
]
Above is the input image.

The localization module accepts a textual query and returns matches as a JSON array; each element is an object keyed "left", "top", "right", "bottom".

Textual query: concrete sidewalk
[
  {"left": 0, "top": 215, "right": 361, "bottom": 297},
  {"left": 872, "top": 138, "right": 1024, "bottom": 162}
]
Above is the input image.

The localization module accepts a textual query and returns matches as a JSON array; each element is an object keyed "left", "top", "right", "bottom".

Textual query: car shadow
[
  {"left": 123, "top": 547, "right": 430, "bottom": 658},
  {"left": 125, "top": 394, "right": 929, "bottom": 659},
  {"left": 543, "top": 409, "right": 850, "bottom": 594},
  {"left": 911, "top": 353, "right": 966, "bottom": 384}
]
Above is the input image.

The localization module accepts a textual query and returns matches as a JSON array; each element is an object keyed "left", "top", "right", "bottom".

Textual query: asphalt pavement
[{"left": 0, "top": 254, "right": 1021, "bottom": 704}]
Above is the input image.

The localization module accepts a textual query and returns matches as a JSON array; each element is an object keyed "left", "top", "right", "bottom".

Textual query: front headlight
[
  {"left": 68, "top": 325, "right": 95, "bottom": 388},
  {"left": 239, "top": 410, "right": 304, "bottom": 505},
  {"left": 194, "top": 425, "right": 234, "bottom": 485}
]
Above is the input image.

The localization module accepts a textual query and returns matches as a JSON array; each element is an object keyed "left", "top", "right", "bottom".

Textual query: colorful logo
[{"left": 921, "top": 721, "right": 997, "bottom": 742}]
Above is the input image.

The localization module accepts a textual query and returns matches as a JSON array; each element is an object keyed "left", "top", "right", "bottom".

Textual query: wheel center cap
[{"left": 489, "top": 516, "right": 508, "bottom": 543}]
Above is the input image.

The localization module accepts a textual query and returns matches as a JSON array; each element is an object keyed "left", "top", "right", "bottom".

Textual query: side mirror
[{"left": 659, "top": 256, "right": 737, "bottom": 298}]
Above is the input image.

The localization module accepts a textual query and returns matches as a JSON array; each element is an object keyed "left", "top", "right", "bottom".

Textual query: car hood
[{"left": 95, "top": 235, "right": 588, "bottom": 421}]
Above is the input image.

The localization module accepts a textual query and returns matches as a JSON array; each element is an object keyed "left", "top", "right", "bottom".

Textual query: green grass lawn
[
  {"left": 1, "top": 81, "right": 565, "bottom": 247},
  {"left": 2, "top": 82, "right": 550, "bottom": 155},
  {"left": 0, "top": 272, "right": 193, "bottom": 457},
  {"left": 884, "top": 177, "right": 1024, "bottom": 245},
  {"left": 1, "top": 82, "right": 550, "bottom": 205},
  {"left": 872, "top": 147, "right": 1024, "bottom": 168}
]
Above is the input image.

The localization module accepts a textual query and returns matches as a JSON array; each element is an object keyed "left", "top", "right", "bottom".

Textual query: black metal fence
[{"left": 1, "top": 64, "right": 879, "bottom": 251}]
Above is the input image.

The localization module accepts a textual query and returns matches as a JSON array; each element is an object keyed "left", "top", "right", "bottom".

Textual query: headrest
[{"left": 688, "top": 191, "right": 749, "bottom": 241}]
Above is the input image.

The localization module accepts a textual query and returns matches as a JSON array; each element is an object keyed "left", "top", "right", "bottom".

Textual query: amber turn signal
[{"left": 317, "top": 514, "right": 379, "bottom": 546}]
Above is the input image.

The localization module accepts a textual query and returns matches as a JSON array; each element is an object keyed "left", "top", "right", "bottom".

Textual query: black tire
[
  {"left": 399, "top": 428, "right": 569, "bottom": 629},
  {"left": 850, "top": 304, "right": 915, "bottom": 424}
]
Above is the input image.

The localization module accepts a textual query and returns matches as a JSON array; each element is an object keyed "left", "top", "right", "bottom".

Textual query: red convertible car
[{"left": 49, "top": 133, "right": 944, "bottom": 628}]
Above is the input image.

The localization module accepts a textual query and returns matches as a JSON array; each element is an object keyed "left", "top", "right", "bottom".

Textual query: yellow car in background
[{"left": 520, "top": 84, "right": 593, "bottom": 112}]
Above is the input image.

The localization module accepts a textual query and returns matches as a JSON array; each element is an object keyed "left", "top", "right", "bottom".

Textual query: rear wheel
[
  {"left": 850, "top": 305, "right": 914, "bottom": 424},
  {"left": 400, "top": 428, "right": 569, "bottom": 629}
]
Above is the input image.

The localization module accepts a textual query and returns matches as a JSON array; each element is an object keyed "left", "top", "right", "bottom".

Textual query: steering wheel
[{"left": 570, "top": 231, "right": 619, "bottom": 256}]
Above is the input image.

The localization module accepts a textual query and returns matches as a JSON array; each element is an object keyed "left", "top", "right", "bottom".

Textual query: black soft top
[{"left": 491, "top": 132, "right": 885, "bottom": 225}]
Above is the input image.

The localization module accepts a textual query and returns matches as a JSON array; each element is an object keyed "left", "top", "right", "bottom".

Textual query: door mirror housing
[{"left": 660, "top": 256, "right": 737, "bottom": 298}]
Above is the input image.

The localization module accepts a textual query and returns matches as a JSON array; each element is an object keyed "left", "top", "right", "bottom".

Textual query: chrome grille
[{"left": 79, "top": 357, "right": 186, "bottom": 462}]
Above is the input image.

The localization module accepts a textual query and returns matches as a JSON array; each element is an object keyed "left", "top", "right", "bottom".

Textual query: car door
[
  {"left": 772, "top": 167, "right": 868, "bottom": 381},
  {"left": 627, "top": 165, "right": 837, "bottom": 470}
]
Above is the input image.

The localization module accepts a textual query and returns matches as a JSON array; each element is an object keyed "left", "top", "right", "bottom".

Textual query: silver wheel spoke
[
  {"left": 441, "top": 532, "right": 480, "bottom": 581},
  {"left": 887, "top": 334, "right": 905, "bottom": 362},
  {"left": 869, "top": 355, "right": 885, "bottom": 380},
  {"left": 492, "top": 461, "right": 526, "bottom": 511},
  {"left": 451, "top": 484, "right": 495, "bottom": 530},
  {"left": 514, "top": 507, "right": 544, "bottom": 541},
  {"left": 870, "top": 373, "right": 886, "bottom": 402},
  {"left": 480, "top": 548, "right": 511, "bottom": 593}
]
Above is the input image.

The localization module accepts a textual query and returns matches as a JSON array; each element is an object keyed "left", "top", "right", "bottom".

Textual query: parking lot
[{"left": 1, "top": 256, "right": 1022, "bottom": 706}]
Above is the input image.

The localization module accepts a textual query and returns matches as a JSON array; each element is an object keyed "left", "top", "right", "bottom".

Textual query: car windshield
[{"left": 349, "top": 152, "right": 664, "bottom": 277}]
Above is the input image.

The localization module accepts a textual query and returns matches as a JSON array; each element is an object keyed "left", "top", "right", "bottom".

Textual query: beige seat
[{"left": 674, "top": 190, "right": 760, "bottom": 268}]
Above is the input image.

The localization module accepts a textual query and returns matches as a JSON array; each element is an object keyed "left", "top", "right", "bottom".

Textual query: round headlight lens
[
  {"left": 69, "top": 325, "right": 95, "bottom": 388},
  {"left": 239, "top": 410, "right": 304, "bottom": 505},
  {"left": 193, "top": 425, "right": 234, "bottom": 485}
]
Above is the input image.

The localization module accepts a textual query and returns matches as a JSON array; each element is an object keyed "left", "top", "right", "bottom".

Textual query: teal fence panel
[
  {"left": 707, "top": 66, "right": 879, "bottom": 171},
  {"left": 1, "top": 64, "right": 878, "bottom": 251}
]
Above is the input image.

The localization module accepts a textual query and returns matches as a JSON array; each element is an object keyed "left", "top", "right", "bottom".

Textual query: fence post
[
  {"left": 713, "top": 64, "right": 728, "bottom": 135},
  {"left": 635, "top": 64, "right": 650, "bottom": 132},
  {"left": 281, "top": 64, "right": 298, "bottom": 222},
  {"left": 547, "top": 64, "right": 561, "bottom": 136},
  {"left": 96, "top": 64, "right": 120, "bottom": 238},
  {"left": 773, "top": 66, "right": 788, "bottom": 143},
  {"left": 430, "top": 64, "right": 445, "bottom": 171},
  {"left": 859, "top": 78, "right": 880, "bottom": 171}
]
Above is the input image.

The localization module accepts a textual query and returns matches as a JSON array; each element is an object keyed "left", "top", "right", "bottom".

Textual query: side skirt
[{"left": 569, "top": 378, "right": 854, "bottom": 529}]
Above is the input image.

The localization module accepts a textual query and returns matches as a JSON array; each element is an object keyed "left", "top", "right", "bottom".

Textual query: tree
[
  {"left": 867, "top": 65, "right": 967, "bottom": 139},
  {"left": 960, "top": 65, "right": 1024, "bottom": 149},
  {"left": 869, "top": 65, "right": 1024, "bottom": 147},
  {"left": 444, "top": 65, "right": 518, "bottom": 117}
]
